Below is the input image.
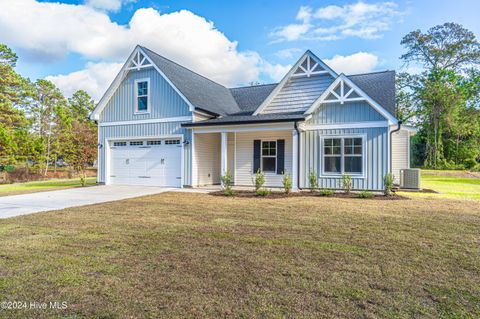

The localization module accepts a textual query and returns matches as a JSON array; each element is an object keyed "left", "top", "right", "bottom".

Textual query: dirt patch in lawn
[
  {"left": 210, "top": 190, "right": 409, "bottom": 200},
  {"left": 422, "top": 170, "right": 480, "bottom": 178}
]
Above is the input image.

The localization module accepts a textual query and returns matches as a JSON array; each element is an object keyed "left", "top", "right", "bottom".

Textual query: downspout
[
  {"left": 294, "top": 121, "right": 301, "bottom": 189},
  {"left": 389, "top": 120, "right": 402, "bottom": 173}
]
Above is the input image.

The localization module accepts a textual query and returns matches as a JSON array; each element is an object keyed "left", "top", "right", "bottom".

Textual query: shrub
[
  {"left": 256, "top": 188, "right": 270, "bottom": 197},
  {"left": 0, "top": 165, "right": 15, "bottom": 172},
  {"left": 357, "top": 190, "right": 374, "bottom": 199},
  {"left": 319, "top": 189, "right": 334, "bottom": 196},
  {"left": 464, "top": 158, "right": 478, "bottom": 170},
  {"left": 308, "top": 169, "right": 318, "bottom": 192},
  {"left": 383, "top": 173, "right": 394, "bottom": 196},
  {"left": 342, "top": 174, "right": 352, "bottom": 194},
  {"left": 282, "top": 172, "right": 292, "bottom": 194},
  {"left": 220, "top": 170, "right": 235, "bottom": 196},
  {"left": 253, "top": 169, "right": 265, "bottom": 192}
]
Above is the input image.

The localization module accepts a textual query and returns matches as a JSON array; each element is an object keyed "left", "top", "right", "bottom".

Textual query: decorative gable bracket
[
  {"left": 304, "top": 74, "right": 398, "bottom": 125},
  {"left": 126, "top": 51, "right": 153, "bottom": 71},
  {"left": 292, "top": 55, "right": 329, "bottom": 78},
  {"left": 323, "top": 78, "right": 364, "bottom": 104}
]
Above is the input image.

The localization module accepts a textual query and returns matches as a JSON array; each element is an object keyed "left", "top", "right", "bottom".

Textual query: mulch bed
[{"left": 210, "top": 190, "right": 409, "bottom": 200}]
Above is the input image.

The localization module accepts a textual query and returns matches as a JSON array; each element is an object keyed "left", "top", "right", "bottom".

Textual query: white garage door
[{"left": 109, "top": 139, "right": 182, "bottom": 187}]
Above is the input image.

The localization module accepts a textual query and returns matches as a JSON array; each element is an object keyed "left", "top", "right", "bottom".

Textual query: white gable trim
[
  {"left": 252, "top": 50, "right": 337, "bottom": 116},
  {"left": 304, "top": 74, "right": 398, "bottom": 125},
  {"left": 90, "top": 46, "right": 195, "bottom": 121}
]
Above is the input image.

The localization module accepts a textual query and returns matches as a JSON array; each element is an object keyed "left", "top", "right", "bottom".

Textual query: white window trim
[
  {"left": 320, "top": 134, "right": 367, "bottom": 179},
  {"left": 260, "top": 140, "right": 278, "bottom": 175},
  {"left": 134, "top": 78, "right": 150, "bottom": 114}
]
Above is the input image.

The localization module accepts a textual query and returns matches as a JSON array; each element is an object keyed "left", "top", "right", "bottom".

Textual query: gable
[
  {"left": 100, "top": 67, "right": 191, "bottom": 122},
  {"left": 307, "top": 101, "right": 385, "bottom": 125},
  {"left": 305, "top": 74, "right": 398, "bottom": 125},
  {"left": 253, "top": 51, "right": 337, "bottom": 115}
]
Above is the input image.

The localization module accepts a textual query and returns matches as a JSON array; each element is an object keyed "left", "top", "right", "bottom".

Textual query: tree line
[
  {"left": 397, "top": 22, "right": 480, "bottom": 170},
  {"left": 0, "top": 44, "right": 96, "bottom": 184}
]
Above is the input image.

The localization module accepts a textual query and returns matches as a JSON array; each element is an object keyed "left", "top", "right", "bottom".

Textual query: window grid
[
  {"left": 113, "top": 141, "right": 127, "bottom": 147},
  {"left": 323, "top": 137, "right": 364, "bottom": 175},
  {"left": 147, "top": 140, "right": 162, "bottom": 145},
  {"left": 130, "top": 141, "right": 144, "bottom": 146},
  {"left": 135, "top": 79, "right": 149, "bottom": 113},
  {"left": 261, "top": 140, "right": 277, "bottom": 173},
  {"left": 165, "top": 140, "right": 180, "bottom": 145}
]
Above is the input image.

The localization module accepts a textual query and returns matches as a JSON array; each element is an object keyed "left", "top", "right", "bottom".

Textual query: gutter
[
  {"left": 389, "top": 120, "right": 402, "bottom": 173},
  {"left": 182, "top": 117, "right": 306, "bottom": 127},
  {"left": 294, "top": 121, "right": 301, "bottom": 190}
]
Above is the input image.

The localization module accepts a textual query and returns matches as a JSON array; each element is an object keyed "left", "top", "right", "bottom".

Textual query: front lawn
[
  {"left": 398, "top": 170, "right": 480, "bottom": 201},
  {"left": 0, "top": 192, "right": 479, "bottom": 318},
  {"left": 0, "top": 178, "right": 97, "bottom": 197}
]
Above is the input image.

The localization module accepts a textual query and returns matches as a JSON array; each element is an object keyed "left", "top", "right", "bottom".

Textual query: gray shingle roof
[
  {"left": 141, "top": 46, "right": 396, "bottom": 119},
  {"left": 229, "top": 84, "right": 277, "bottom": 114},
  {"left": 141, "top": 46, "right": 241, "bottom": 116},
  {"left": 183, "top": 112, "right": 306, "bottom": 127},
  {"left": 348, "top": 71, "right": 396, "bottom": 116}
]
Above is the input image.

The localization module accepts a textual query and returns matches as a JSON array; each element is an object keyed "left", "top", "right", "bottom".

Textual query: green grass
[
  {"left": 0, "top": 178, "right": 97, "bottom": 196},
  {"left": 399, "top": 170, "right": 480, "bottom": 201},
  {"left": 0, "top": 193, "right": 479, "bottom": 318}
]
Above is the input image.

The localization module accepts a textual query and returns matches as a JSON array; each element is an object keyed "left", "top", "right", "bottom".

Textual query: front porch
[{"left": 190, "top": 124, "right": 299, "bottom": 190}]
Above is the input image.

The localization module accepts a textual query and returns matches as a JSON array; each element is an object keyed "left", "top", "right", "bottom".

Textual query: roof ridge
[
  {"left": 229, "top": 83, "right": 278, "bottom": 90},
  {"left": 140, "top": 45, "right": 229, "bottom": 90},
  {"left": 348, "top": 70, "right": 395, "bottom": 77}
]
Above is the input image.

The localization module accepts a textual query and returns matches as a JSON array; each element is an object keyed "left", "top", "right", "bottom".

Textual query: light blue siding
[
  {"left": 262, "top": 74, "right": 334, "bottom": 114},
  {"left": 97, "top": 67, "right": 193, "bottom": 186},
  {"left": 100, "top": 67, "right": 191, "bottom": 122},
  {"left": 300, "top": 127, "right": 388, "bottom": 191},
  {"left": 98, "top": 122, "right": 192, "bottom": 186},
  {"left": 310, "top": 101, "right": 385, "bottom": 124}
]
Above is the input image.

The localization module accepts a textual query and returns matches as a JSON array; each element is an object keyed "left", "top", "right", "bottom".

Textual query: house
[{"left": 90, "top": 45, "right": 414, "bottom": 191}]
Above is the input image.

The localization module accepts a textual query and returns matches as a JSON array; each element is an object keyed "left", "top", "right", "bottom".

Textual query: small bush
[
  {"left": 221, "top": 170, "right": 234, "bottom": 196},
  {"left": 308, "top": 169, "right": 318, "bottom": 192},
  {"left": 383, "top": 173, "right": 394, "bottom": 196},
  {"left": 256, "top": 188, "right": 270, "bottom": 197},
  {"left": 282, "top": 172, "right": 292, "bottom": 194},
  {"left": 0, "top": 165, "right": 15, "bottom": 172},
  {"left": 464, "top": 158, "right": 478, "bottom": 170},
  {"left": 342, "top": 174, "right": 352, "bottom": 194},
  {"left": 357, "top": 190, "right": 374, "bottom": 199},
  {"left": 319, "top": 189, "right": 334, "bottom": 196},
  {"left": 253, "top": 169, "right": 265, "bottom": 192}
]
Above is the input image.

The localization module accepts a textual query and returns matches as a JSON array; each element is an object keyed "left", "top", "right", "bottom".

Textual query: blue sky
[{"left": 1, "top": 0, "right": 479, "bottom": 100}]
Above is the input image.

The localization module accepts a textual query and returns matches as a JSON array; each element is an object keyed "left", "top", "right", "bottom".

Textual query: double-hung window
[
  {"left": 135, "top": 79, "right": 149, "bottom": 113},
  {"left": 261, "top": 141, "right": 277, "bottom": 173},
  {"left": 323, "top": 137, "right": 364, "bottom": 175}
]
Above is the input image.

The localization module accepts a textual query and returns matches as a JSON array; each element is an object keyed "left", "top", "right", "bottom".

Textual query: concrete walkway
[{"left": 0, "top": 185, "right": 177, "bottom": 219}]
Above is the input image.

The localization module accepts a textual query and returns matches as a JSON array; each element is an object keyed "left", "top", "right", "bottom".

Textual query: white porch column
[
  {"left": 220, "top": 132, "right": 228, "bottom": 177},
  {"left": 292, "top": 129, "right": 299, "bottom": 191},
  {"left": 191, "top": 132, "right": 197, "bottom": 187}
]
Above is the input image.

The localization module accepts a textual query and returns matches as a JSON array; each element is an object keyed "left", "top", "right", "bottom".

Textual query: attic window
[{"left": 135, "top": 78, "right": 150, "bottom": 113}]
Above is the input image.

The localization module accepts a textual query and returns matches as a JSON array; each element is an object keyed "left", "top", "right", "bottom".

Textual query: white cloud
[
  {"left": 261, "top": 62, "right": 292, "bottom": 82},
  {"left": 324, "top": 52, "right": 379, "bottom": 74},
  {"left": 46, "top": 62, "right": 123, "bottom": 101},
  {"left": 271, "top": 1, "right": 402, "bottom": 42},
  {"left": 0, "top": 0, "right": 262, "bottom": 87}
]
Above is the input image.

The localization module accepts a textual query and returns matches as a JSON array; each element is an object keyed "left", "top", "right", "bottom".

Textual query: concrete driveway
[{"left": 0, "top": 185, "right": 175, "bottom": 219}]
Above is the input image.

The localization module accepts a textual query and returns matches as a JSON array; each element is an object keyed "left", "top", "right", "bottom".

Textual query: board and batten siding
[
  {"left": 234, "top": 130, "right": 292, "bottom": 187},
  {"left": 100, "top": 67, "right": 191, "bottom": 123},
  {"left": 391, "top": 129, "right": 410, "bottom": 184},
  {"left": 97, "top": 66, "right": 194, "bottom": 186},
  {"left": 309, "top": 101, "right": 385, "bottom": 124},
  {"left": 98, "top": 122, "right": 192, "bottom": 186},
  {"left": 193, "top": 133, "right": 221, "bottom": 186},
  {"left": 301, "top": 100, "right": 389, "bottom": 191},
  {"left": 262, "top": 74, "right": 334, "bottom": 114}
]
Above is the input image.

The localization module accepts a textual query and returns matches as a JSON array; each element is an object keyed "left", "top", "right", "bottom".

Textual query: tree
[
  {"left": 68, "top": 90, "right": 95, "bottom": 122},
  {"left": 400, "top": 23, "right": 480, "bottom": 169},
  {"left": 62, "top": 121, "right": 97, "bottom": 186},
  {"left": 401, "top": 22, "right": 480, "bottom": 72}
]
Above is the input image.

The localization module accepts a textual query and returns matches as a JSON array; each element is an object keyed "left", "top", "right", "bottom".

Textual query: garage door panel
[{"left": 109, "top": 139, "right": 182, "bottom": 187}]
